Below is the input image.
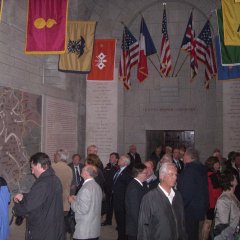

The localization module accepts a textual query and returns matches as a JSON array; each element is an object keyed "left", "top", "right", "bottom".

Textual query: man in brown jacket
[{"left": 52, "top": 149, "right": 73, "bottom": 214}]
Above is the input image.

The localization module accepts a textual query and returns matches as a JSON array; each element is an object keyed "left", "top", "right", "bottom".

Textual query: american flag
[
  {"left": 181, "top": 12, "right": 198, "bottom": 79},
  {"left": 160, "top": 7, "right": 172, "bottom": 77},
  {"left": 196, "top": 20, "right": 217, "bottom": 88},
  {"left": 119, "top": 26, "right": 139, "bottom": 89}
]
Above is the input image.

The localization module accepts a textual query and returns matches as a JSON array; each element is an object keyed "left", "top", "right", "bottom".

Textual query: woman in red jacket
[{"left": 202, "top": 156, "right": 222, "bottom": 240}]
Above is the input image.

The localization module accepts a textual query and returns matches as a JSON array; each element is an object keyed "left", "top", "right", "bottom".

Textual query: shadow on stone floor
[{"left": 9, "top": 218, "right": 117, "bottom": 240}]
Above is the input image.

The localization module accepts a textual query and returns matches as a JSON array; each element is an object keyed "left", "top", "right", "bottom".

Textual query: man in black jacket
[
  {"left": 127, "top": 144, "right": 142, "bottom": 170},
  {"left": 144, "top": 160, "right": 159, "bottom": 191},
  {"left": 102, "top": 152, "right": 119, "bottom": 226},
  {"left": 125, "top": 163, "right": 148, "bottom": 240},
  {"left": 172, "top": 147, "right": 184, "bottom": 174},
  {"left": 112, "top": 155, "right": 132, "bottom": 240},
  {"left": 138, "top": 162, "right": 187, "bottom": 240},
  {"left": 68, "top": 153, "right": 84, "bottom": 195},
  {"left": 13, "top": 152, "right": 64, "bottom": 240},
  {"left": 178, "top": 148, "right": 208, "bottom": 240}
]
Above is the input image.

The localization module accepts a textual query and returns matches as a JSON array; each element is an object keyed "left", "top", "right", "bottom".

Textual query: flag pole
[
  {"left": 172, "top": 49, "right": 182, "bottom": 77},
  {"left": 172, "top": 8, "right": 194, "bottom": 77},
  {"left": 149, "top": 55, "right": 163, "bottom": 77},
  {"left": 174, "top": 54, "right": 188, "bottom": 77},
  {"left": 120, "top": 21, "right": 127, "bottom": 27}
]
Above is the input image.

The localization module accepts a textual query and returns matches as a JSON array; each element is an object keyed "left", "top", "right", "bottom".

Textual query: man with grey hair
[
  {"left": 87, "top": 144, "right": 98, "bottom": 155},
  {"left": 178, "top": 147, "right": 208, "bottom": 240},
  {"left": 86, "top": 144, "right": 104, "bottom": 170},
  {"left": 112, "top": 155, "right": 132, "bottom": 240},
  {"left": 138, "top": 162, "right": 187, "bottom": 240},
  {"left": 52, "top": 149, "right": 73, "bottom": 215},
  {"left": 156, "top": 153, "right": 172, "bottom": 172},
  {"left": 69, "top": 165, "right": 102, "bottom": 240},
  {"left": 127, "top": 144, "right": 142, "bottom": 170}
]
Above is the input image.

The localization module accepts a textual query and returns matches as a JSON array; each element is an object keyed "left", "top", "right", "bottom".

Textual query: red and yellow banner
[
  {"left": 87, "top": 39, "right": 116, "bottom": 80},
  {"left": 59, "top": 21, "right": 96, "bottom": 73},
  {"left": 25, "top": 0, "right": 68, "bottom": 54}
]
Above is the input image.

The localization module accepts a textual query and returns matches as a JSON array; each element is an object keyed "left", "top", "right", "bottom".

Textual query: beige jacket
[
  {"left": 214, "top": 191, "right": 240, "bottom": 239},
  {"left": 52, "top": 161, "right": 73, "bottom": 212}
]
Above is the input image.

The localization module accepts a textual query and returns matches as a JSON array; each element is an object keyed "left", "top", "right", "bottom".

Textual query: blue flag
[
  {"left": 215, "top": 36, "right": 240, "bottom": 81},
  {"left": 141, "top": 17, "right": 157, "bottom": 56}
]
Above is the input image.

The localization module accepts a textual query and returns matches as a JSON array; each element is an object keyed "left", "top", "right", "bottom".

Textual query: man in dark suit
[
  {"left": 178, "top": 148, "right": 208, "bottom": 240},
  {"left": 138, "top": 163, "right": 187, "bottom": 240},
  {"left": 127, "top": 144, "right": 142, "bottom": 170},
  {"left": 125, "top": 163, "right": 148, "bottom": 240},
  {"left": 102, "top": 152, "right": 120, "bottom": 226},
  {"left": 172, "top": 147, "right": 184, "bottom": 174},
  {"left": 112, "top": 155, "right": 133, "bottom": 240},
  {"left": 149, "top": 146, "right": 163, "bottom": 169},
  {"left": 144, "top": 160, "right": 159, "bottom": 191},
  {"left": 68, "top": 154, "right": 84, "bottom": 195}
]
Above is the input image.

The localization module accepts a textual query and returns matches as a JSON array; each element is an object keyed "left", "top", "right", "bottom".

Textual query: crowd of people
[{"left": 0, "top": 144, "right": 240, "bottom": 240}]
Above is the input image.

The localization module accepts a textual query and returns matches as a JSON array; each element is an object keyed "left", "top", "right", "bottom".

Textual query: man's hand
[
  {"left": 68, "top": 195, "right": 76, "bottom": 204},
  {"left": 13, "top": 194, "right": 23, "bottom": 203}
]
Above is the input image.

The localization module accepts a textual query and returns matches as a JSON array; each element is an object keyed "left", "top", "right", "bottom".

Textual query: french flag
[{"left": 137, "top": 17, "right": 157, "bottom": 82}]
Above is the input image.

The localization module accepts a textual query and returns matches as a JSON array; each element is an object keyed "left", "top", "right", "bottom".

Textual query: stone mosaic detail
[{"left": 0, "top": 87, "right": 41, "bottom": 193}]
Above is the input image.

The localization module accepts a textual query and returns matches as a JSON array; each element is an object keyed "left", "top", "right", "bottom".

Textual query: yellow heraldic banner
[
  {"left": 0, "top": 0, "right": 4, "bottom": 22},
  {"left": 222, "top": 0, "right": 240, "bottom": 45},
  {"left": 59, "top": 21, "right": 96, "bottom": 72}
]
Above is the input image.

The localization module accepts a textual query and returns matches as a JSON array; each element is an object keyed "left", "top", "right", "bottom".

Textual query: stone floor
[{"left": 8, "top": 217, "right": 117, "bottom": 240}]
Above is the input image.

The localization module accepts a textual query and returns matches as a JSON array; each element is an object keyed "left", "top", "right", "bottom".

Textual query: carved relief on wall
[{"left": 0, "top": 87, "right": 41, "bottom": 193}]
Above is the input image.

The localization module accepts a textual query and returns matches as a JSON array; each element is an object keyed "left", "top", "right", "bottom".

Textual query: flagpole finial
[
  {"left": 120, "top": 21, "right": 126, "bottom": 27},
  {"left": 210, "top": 9, "right": 217, "bottom": 16},
  {"left": 207, "top": 13, "right": 213, "bottom": 20}
]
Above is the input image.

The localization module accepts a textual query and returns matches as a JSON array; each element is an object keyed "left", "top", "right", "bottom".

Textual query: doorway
[{"left": 146, "top": 130, "right": 195, "bottom": 158}]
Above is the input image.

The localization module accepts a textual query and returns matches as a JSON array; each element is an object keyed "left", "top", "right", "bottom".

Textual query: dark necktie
[
  {"left": 75, "top": 167, "right": 81, "bottom": 186},
  {"left": 174, "top": 160, "right": 180, "bottom": 170},
  {"left": 177, "top": 160, "right": 181, "bottom": 170},
  {"left": 113, "top": 169, "right": 121, "bottom": 184}
]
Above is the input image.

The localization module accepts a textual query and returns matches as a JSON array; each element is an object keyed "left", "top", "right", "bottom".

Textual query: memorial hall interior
[{"left": 0, "top": 0, "right": 239, "bottom": 239}]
